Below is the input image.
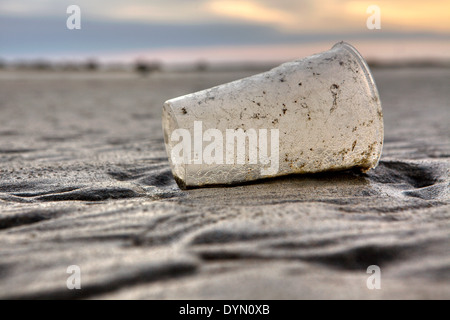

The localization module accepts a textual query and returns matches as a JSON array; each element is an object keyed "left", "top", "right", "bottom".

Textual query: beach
[{"left": 0, "top": 67, "right": 449, "bottom": 299}]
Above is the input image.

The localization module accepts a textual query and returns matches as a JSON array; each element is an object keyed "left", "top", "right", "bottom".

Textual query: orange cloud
[
  {"left": 206, "top": 1, "right": 297, "bottom": 28},
  {"left": 205, "top": 0, "right": 450, "bottom": 33},
  {"left": 345, "top": 0, "right": 450, "bottom": 32}
]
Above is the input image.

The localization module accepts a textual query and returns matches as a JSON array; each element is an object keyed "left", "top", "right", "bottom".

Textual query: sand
[{"left": 0, "top": 68, "right": 448, "bottom": 299}]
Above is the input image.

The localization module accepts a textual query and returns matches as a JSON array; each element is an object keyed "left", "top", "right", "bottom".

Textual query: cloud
[
  {"left": 344, "top": 0, "right": 450, "bottom": 32},
  {"left": 92, "top": 0, "right": 213, "bottom": 23},
  {"left": 0, "top": 0, "right": 449, "bottom": 33},
  {"left": 205, "top": 1, "right": 297, "bottom": 28},
  {"left": 0, "top": 0, "right": 60, "bottom": 16},
  {"left": 1, "top": 0, "right": 449, "bottom": 59}
]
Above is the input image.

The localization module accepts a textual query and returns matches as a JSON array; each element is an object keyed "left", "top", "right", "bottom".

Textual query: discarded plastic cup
[{"left": 162, "top": 42, "right": 383, "bottom": 189}]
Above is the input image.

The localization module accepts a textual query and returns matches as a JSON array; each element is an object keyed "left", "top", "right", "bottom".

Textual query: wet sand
[{"left": 0, "top": 68, "right": 448, "bottom": 299}]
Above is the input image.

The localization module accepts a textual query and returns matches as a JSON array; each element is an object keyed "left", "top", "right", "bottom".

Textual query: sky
[{"left": 1, "top": 0, "right": 450, "bottom": 63}]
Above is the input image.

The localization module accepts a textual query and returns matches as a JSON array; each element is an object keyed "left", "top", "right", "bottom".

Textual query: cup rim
[
  {"left": 332, "top": 41, "right": 381, "bottom": 106},
  {"left": 332, "top": 41, "right": 384, "bottom": 169}
]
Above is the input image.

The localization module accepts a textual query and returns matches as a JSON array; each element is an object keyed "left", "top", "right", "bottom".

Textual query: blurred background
[
  {"left": 0, "top": 1, "right": 449, "bottom": 301},
  {"left": 1, "top": 0, "right": 450, "bottom": 71}
]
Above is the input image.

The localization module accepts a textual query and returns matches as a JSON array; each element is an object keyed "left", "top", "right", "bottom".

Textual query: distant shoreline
[{"left": 1, "top": 59, "right": 449, "bottom": 75}]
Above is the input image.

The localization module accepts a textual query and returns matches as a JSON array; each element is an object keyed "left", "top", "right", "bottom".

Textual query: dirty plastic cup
[{"left": 162, "top": 42, "right": 383, "bottom": 189}]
